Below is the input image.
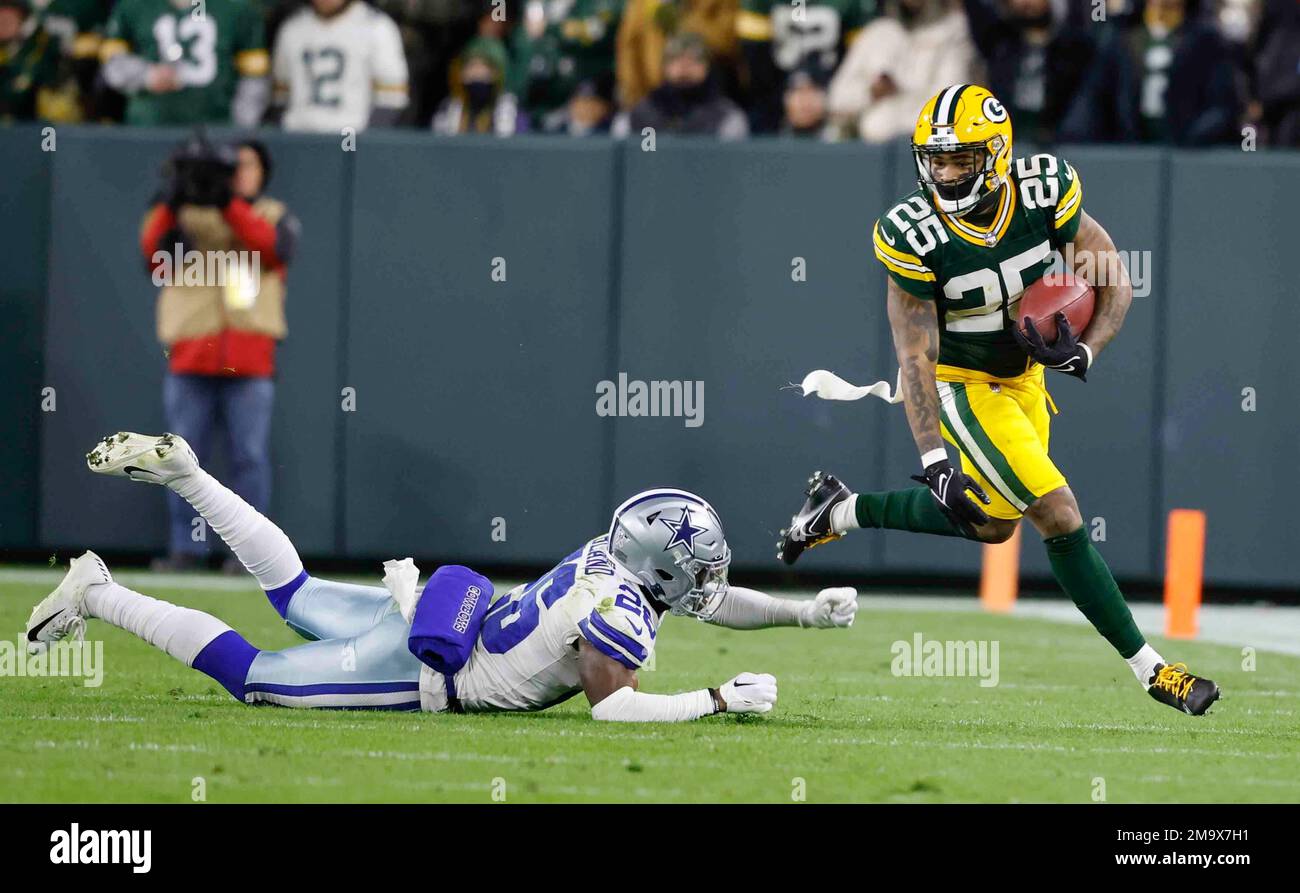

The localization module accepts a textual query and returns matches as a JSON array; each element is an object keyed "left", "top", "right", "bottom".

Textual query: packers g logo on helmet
[
  {"left": 912, "top": 84, "right": 1014, "bottom": 218},
  {"left": 982, "top": 96, "right": 1007, "bottom": 123}
]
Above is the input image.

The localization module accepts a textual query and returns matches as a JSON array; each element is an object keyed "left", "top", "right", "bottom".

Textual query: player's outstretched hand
[
  {"left": 1014, "top": 312, "right": 1091, "bottom": 380},
  {"left": 911, "top": 457, "right": 991, "bottom": 537},
  {"left": 718, "top": 672, "right": 778, "bottom": 714},
  {"left": 802, "top": 587, "right": 858, "bottom": 628}
]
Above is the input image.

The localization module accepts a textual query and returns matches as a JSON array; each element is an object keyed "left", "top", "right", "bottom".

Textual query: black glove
[
  {"left": 1014, "top": 312, "right": 1091, "bottom": 381},
  {"left": 911, "top": 458, "right": 991, "bottom": 537}
]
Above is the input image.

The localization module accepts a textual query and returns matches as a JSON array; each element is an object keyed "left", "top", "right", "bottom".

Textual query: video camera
[{"left": 161, "top": 130, "right": 239, "bottom": 207}]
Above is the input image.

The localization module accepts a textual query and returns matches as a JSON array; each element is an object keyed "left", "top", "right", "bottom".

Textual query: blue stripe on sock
[
  {"left": 265, "top": 570, "right": 309, "bottom": 619},
  {"left": 191, "top": 630, "right": 260, "bottom": 701}
]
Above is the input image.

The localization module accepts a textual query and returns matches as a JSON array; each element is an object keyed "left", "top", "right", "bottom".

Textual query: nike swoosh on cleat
[
  {"left": 27, "top": 612, "right": 63, "bottom": 641},
  {"left": 123, "top": 465, "right": 160, "bottom": 479}
]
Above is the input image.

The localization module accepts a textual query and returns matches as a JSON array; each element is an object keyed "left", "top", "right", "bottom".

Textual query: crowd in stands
[{"left": 1, "top": 0, "right": 1297, "bottom": 145}]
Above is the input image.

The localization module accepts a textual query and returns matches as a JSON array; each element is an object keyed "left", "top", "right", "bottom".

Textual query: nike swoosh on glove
[
  {"left": 719, "top": 672, "right": 778, "bottom": 714},
  {"left": 1013, "top": 312, "right": 1091, "bottom": 381},
  {"left": 801, "top": 587, "right": 858, "bottom": 628},
  {"left": 911, "top": 458, "right": 991, "bottom": 538}
]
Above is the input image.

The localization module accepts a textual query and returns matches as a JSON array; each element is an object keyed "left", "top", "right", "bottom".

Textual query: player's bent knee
[
  {"left": 1026, "top": 487, "right": 1082, "bottom": 537},
  {"left": 976, "top": 519, "right": 1019, "bottom": 544}
]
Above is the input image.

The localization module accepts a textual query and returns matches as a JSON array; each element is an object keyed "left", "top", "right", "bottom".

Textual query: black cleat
[
  {"left": 776, "top": 471, "right": 852, "bottom": 565},
  {"left": 1147, "top": 663, "right": 1221, "bottom": 716}
]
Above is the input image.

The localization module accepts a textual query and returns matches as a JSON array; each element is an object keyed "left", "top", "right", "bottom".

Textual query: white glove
[
  {"left": 800, "top": 587, "right": 858, "bottom": 628},
  {"left": 718, "top": 672, "right": 778, "bottom": 714}
]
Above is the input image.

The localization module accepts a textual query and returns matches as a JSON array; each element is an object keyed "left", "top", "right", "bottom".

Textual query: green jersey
[
  {"left": 512, "top": 0, "right": 623, "bottom": 114},
  {"left": 872, "top": 153, "right": 1084, "bottom": 378},
  {"left": 737, "top": 0, "right": 876, "bottom": 72},
  {"left": 103, "top": 0, "right": 267, "bottom": 125}
]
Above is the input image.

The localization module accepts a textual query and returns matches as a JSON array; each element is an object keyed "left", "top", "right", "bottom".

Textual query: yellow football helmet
[{"left": 912, "top": 84, "right": 1013, "bottom": 218}]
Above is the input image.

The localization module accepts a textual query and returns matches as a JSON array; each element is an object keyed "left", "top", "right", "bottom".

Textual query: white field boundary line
[{"left": 2, "top": 568, "right": 1297, "bottom": 655}]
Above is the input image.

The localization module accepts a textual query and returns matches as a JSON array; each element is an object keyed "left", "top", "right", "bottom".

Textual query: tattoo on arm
[
  {"left": 887, "top": 278, "right": 945, "bottom": 457},
  {"left": 1070, "top": 211, "right": 1132, "bottom": 357}
]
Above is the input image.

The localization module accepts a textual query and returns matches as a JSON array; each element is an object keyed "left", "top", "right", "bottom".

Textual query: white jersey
[
  {"left": 419, "top": 535, "right": 662, "bottom": 713},
  {"left": 272, "top": 1, "right": 408, "bottom": 133}
]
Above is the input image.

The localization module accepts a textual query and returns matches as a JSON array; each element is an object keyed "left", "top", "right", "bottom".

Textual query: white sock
[
  {"left": 1126, "top": 643, "right": 1164, "bottom": 688},
  {"left": 169, "top": 468, "right": 303, "bottom": 590},
  {"left": 830, "top": 495, "right": 860, "bottom": 533},
  {"left": 84, "top": 582, "right": 232, "bottom": 667}
]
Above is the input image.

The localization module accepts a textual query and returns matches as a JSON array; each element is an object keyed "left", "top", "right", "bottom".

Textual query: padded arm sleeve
[
  {"left": 706, "top": 586, "right": 805, "bottom": 630},
  {"left": 590, "top": 686, "right": 716, "bottom": 722}
]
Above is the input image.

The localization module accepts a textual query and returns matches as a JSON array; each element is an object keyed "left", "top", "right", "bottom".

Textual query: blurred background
[{"left": 1, "top": 0, "right": 1297, "bottom": 601}]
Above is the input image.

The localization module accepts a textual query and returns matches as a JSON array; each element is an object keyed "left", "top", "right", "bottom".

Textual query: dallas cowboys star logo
[{"left": 658, "top": 507, "right": 704, "bottom": 556}]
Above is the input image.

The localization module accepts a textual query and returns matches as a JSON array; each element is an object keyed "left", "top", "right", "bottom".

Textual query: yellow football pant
[{"left": 935, "top": 363, "right": 1067, "bottom": 521}]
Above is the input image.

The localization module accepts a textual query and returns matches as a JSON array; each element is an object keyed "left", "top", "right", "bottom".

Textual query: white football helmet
[{"left": 607, "top": 488, "right": 731, "bottom": 620}]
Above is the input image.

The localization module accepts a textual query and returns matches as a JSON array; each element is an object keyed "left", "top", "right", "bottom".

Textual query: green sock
[
  {"left": 854, "top": 487, "right": 975, "bottom": 539},
  {"left": 1045, "top": 526, "right": 1145, "bottom": 658}
]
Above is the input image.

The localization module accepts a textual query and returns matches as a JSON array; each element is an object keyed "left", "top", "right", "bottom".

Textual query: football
[{"left": 1017, "top": 276, "right": 1095, "bottom": 343}]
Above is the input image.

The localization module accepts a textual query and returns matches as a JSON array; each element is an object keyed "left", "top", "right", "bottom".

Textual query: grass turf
[{"left": 2, "top": 574, "right": 1297, "bottom": 803}]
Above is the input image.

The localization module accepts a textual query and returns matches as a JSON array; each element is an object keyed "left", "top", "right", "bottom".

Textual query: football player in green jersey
[
  {"left": 99, "top": 0, "right": 267, "bottom": 126},
  {"left": 778, "top": 84, "right": 1220, "bottom": 716}
]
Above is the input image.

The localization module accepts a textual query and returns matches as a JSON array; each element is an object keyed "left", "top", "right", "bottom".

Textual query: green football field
[{"left": 2, "top": 571, "right": 1298, "bottom": 804}]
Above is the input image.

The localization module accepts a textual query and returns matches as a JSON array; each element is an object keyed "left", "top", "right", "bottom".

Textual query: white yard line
[{"left": 2, "top": 567, "right": 1296, "bottom": 654}]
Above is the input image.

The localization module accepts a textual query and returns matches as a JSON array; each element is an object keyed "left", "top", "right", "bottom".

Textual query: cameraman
[{"left": 139, "top": 137, "right": 301, "bottom": 572}]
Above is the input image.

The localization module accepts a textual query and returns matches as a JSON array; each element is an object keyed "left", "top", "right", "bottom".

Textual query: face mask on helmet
[
  {"left": 914, "top": 142, "right": 999, "bottom": 217},
  {"left": 667, "top": 553, "right": 731, "bottom": 619}
]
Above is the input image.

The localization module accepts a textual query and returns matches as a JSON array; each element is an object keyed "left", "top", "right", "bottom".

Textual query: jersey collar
[{"left": 937, "top": 182, "right": 1016, "bottom": 248}]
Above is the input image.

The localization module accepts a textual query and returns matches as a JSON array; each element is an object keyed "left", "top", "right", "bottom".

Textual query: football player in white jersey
[
  {"left": 26, "top": 433, "right": 857, "bottom": 722},
  {"left": 271, "top": 0, "right": 408, "bottom": 133}
]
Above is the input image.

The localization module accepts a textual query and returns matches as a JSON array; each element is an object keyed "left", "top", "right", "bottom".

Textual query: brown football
[{"left": 1016, "top": 276, "right": 1095, "bottom": 343}]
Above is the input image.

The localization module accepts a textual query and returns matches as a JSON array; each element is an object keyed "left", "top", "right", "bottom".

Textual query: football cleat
[
  {"left": 776, "top": 471, "right": 852, "bottom": 566},
  {"left": 1147, "top": 662, "right": 1221, "bottom": 716},
  {"left": 86, "top": 431, "right": 198, "bottom": 486},
  {"left": 26, "top": 551, "right": 111, "bottom": 652}
]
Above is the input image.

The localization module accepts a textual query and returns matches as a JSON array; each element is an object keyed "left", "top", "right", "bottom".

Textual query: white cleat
[
  {"left": 26, "top": 550, "right": 112, "bottom": 652},
  {"left": 85, "top": 431, "right": 198, "bottom": 486}
]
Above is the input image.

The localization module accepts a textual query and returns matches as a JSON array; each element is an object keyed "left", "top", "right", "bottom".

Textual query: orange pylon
[
  {"left": 980, "top": 524, "right": 1021, "bottom": 613},
  {"left": 1164, "top": 509, "right": 1205, "bottom": 639}
]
